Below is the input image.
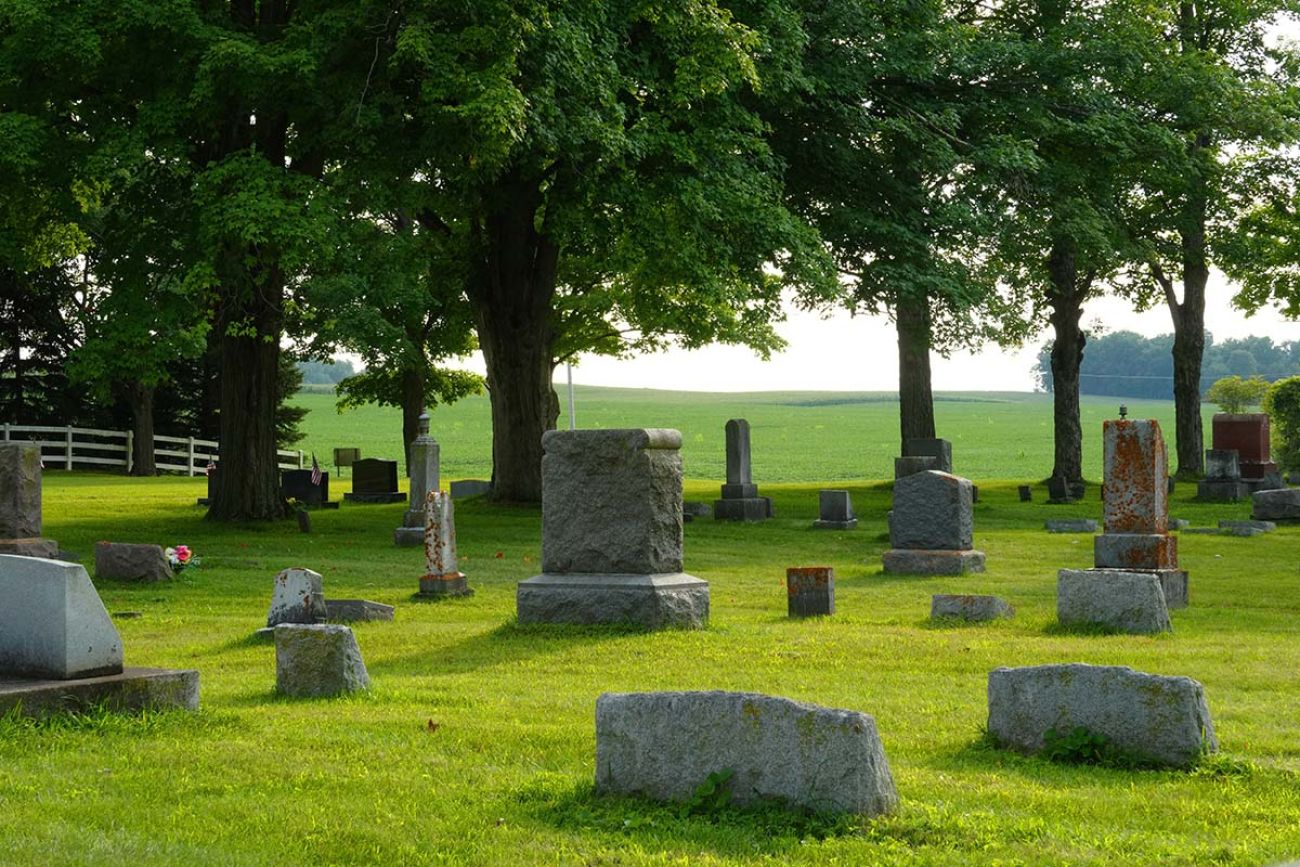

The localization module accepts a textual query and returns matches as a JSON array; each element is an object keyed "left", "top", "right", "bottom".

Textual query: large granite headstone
[
  {"left": 713, "top": 419, "right": 772, "bottom": 521},
  {"left": 1212, "top": 413, "right": 1275, "bottom": 482},
  {"left": 517, "top": 429, "right": 708, "bottom": 629},
  {"left": 281, "top": 469, "right": 335, "bottom": 509},
  {"left": 420, "top": 491, "right": 470, "bottom": 597},
  {"left": 882, "top": 470, "right": 985, "bottom": 575},
  {"left": 344, "top": 458, "right": 404, "bottom": 504},
  {"left": 0, "top": 443, "right": 57, "bottom": 557},
  {"left": 396, "top": 411, "right": 440, "bottom": 546}
]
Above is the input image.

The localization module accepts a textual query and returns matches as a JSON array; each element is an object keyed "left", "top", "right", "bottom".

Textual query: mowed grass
[{"left": 2, "top": 454, "right": 1298, "bottom": 865}]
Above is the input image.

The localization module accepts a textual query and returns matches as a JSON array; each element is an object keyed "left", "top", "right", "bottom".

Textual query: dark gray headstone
[
  {"left": 93, "top": 542, "right": 173, "bottom": 583},
  {"left": 352, "top": 458, "right": 399, "bottom": 495},
  {"left": 787, "top": 567, "right": 834, "bottom": 617},
  {"left": 889, "top": 471, "right": 973, "bottom": 550},
  {"left": 813, "top": 490, "right": 856, "bottom": 529},
  {"left": 282, "top": 469, "right": 329, "bottom": 507},
  {"left": 0, "top": 443, "right": 56, "bottom": 557},
  {"left": 904, "top": 438, "right": 952, "bottom": 473},
  {"left": 1018, "top": 485, "right": 1032, "bottom": 502},
  {"left": 724, "top": 419, "right": 752, "bottom": 486}
]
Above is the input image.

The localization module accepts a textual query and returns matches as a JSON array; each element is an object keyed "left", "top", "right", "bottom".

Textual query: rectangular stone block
[
  {"left": 1156, "top": 569, "right": 1189, "bottom": 608},
  {"left": 1252, "top": 487, "right": 1300, "bottom": 521},
  {"left": 0, "top": 443, "right": 44, "bottom": 540},
  {"left": 719, "top": 483, "right": 758, "bottom": 499},
  {"left": 1196, "top": 479, "right": 1250, "bottom": 502},
  {"left": 930, "top": 594, "right": 1013, "bottom": 622},
  {"left": 890, "top": 470, "right": 973, "bottom": 550},
  {"left": 814, "top": 489, "right": 857, "bottom": 529},
  {"left": 882, "top": 549, "right": 985, "bottom": 575},
  {"left": 0, "top": 667, "right": 199, "bottom": 719},
  {"left": 1211, "top": 413, "right": 1270, "bottom": 465},
  {"left": 724, "top": 419, "right": 754, "bottom": 486},
  {"left": 1102, "top": 419, "right": 1168, "bottom": 534},
  {"left": 541, "top": 429, "right": 684, "bottom": 575},
  {"left": 1045, "top": 519, "right": 1098, "bottom": 534},
  {"left": 596, "top": 691, "right": 898, "bottom": 815},
  {"left": 1093, "top": 533, "right": 1178, "bottom": 570},
  {"left": 1204, "top": 449, "right": 1241, "bottom": 481},
  {"left": 517, "top": 573, "right": 708, "bottom": 629},
  {"left": 0, "top": 555, "right": 123, "bottom": 679},
  {"left": 1057, "top": 569, "right": 1171, "bottom": 634},
  {"left": 449, "top": 479, "right": 491, "bottom": 498},
  {"left": 893, "top": 456, "right": 938, "bottom": 480},
  {"left": 904, "top": 438, "right": 952, "bottom": 473},
  {"left": 713, "top": 497, "right": 772, "bottom": 521},
  {"left": 281, "top": 469, "right": 330, "bottom": 507},
  {"left": 1239, "top": 460, "right": 1278, "bottom": 481},
  {"left": 786, "top": 567, "right": 834, "bottom": 617}
]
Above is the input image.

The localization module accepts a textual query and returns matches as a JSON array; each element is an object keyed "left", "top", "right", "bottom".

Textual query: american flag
[
  {"left": 205, "top": 457, "right": 216, "bottom": 476},
  {"left": 310, "top": 453, "right": 322, "bottom": 486}
]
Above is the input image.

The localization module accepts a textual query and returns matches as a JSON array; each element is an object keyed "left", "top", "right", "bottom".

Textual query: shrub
[
  {"left": 1205, "top": 375, "right": 1271, "bottom": 414},
  {"left": 1264, "top": 376, "right": 1300, "bottom": 472}
]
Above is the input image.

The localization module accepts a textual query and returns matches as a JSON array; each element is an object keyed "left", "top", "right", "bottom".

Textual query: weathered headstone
[
  {"left": 713, "top": 419, "right": 772, "bottom": 521},
  {"left": 812, "top": 490, "right": 857, "bottom": 529},
  {"left": 420, "top": 491, "right": 470, "bottom": 597},
  {"left": 344, "top": 458, "right": 404, "bottom": 504},
  {"left": 281, "top": 469, "right": 335, "bottom": 509},
  {"left": 197, "top": 464, "right": 220, "bottom": 506},
  {"left": 1252, "top": 487, "right": 1300, "bottom": 521},
  {"left": 324, "top": 599, "right": 395, "bottom": 622},
  {"left": 517, "top": 429, "right": 708, "bottom": 629},
  {"left": 396, "top": 411, "right": 440, "bottom": 546},
  {"left": 1057, "top": 569, "right": 1172, "bottom": 633},
  {"left": 787, "top": 567, "right": 834, "bottom": 617},
  {"left": 987, "top": 664, "right": 1216, "bottom": 768},
  {"left": 1197, "top": 448, "right": 1250, "bottom": 502},
  {"left": 1044, "top": 519, "right": 1098, "bottom": 534},
  {"left": 893, "top": 455, "right": 939, "bottom": 480},
  {"left": 93, "top": 542, "right": 173, "bottom": 583},
  {"left": 904, "top": 437, "right": 952, "bottom": 473},
  {"left": 930, "top": 594, "right": 1013, "bottom": 622},
  {"left": 595, "top": 691, "right": 898, "bottom": 816},
  {"left": 1046, "top": 475, "right": 1084, "bottom": 503},
  {"left": 882, "top": 471, "right": 985, "bottom": 575},
  {"left": 274, "top": 624, "right": 370, "bottom": 697},
  {"left": 0, "top": 443, "right": 57, "bottom": 558},
  {"left": 266, "top": 567, "right": 328, "bottom": 627}
]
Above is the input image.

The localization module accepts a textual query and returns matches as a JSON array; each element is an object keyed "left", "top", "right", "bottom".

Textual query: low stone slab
[
  {"left": 449, "top": 479, "right": 492, "bottom": 499},
  {"left": 1252, "top": 487, "right": 1300, "bottom": 521},
  {"left": 930, "top": 594, "right": 1013, "bottom": 622},
  {"left": 1057, "top": 569, "right": 1171, "bottom": 633},
  {"left": 516, "top": 573, "right": 708, "bottom": 630},
  {"left": 1169, "top": 518, "right": 1190, "bottom": 530},
  {"left": 274, "top": 624, "right": 370, "bottom": 697},
  {"left": 1044, "top": 519, "right": 1098, "bottom": 534},
  {"left": 882, "top": 549, "right": 985, "bottom": 576},
  {"left": 393, "top": 527, "right": 424, "bottom": 547},
  {"left": 595, "top": 691, "right": 898, "bottom": 816},
  {"left": 0, "top": 555, "right": 123, "bottom": 679},
  {"left": 987, "top": 664, "right": 1217, "bottom": 768},
  {"left": 713, "top": 497, "right": 773, "bottom": 521},
  {"left": 1185, "top": 525, "right": 1264, "bottom": 537},
  {"left": 0, "top": 667, "right": 199, "bottom": 719},
  {"left": 267, "top": 567, "right": 328, "bottom": 628},
  {"left": 93, "top": 542, "right": 173, "bottom": 583},
  {"left": 325, "top": 599, "right": 394, "bottom": 622},
  {"left": 1219, "top": 519, "right": 1275, "bottom": 533}
]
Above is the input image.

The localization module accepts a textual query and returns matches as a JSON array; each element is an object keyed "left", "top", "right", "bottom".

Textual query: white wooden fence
[{"left": 0, "top": 424, "right": 303, "bottom": 476}]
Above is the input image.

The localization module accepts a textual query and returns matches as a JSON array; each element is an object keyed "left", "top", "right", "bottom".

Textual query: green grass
[
  {"left": 3, "top": 391, "right": 1297, "bottom": 864},
  {"left": 291, "top": 386, "right": 1212, "bottom": 484}
]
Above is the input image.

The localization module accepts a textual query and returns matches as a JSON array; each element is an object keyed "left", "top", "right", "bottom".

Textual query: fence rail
[{"left": 0, "top": 424, "right": 303, "bottom": 476}]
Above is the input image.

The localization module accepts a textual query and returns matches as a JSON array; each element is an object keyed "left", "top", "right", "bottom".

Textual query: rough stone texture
[
  {"left": 889, "top": 471, "right": 974, "bottom": 550},
  {"left": 1204, "top": 449, "right": 1241, "bottom": 480},
  {"left": 930, "top": 594, "right": 1013, "bottom": 622},
  {"left": 325, "top": 599, "right": 395, "bottom": 622},
  {"left": 93, "top": 542, "right": 173, "bottom": 583},
  {"left": 1197, "top": 478, "right": 1251, "bottom": 502},
  {"left": 987, "top": 664, "right": 1217, "bottom": 768},
  {"left": 882, "top": 549, "right": 986, "bottom": 575},
  {"left": 541, "top": 429, "right": 683, "bottom": 574},
  {"left": 813, "top": 490, "right": 857, "bottom": 530},
  {"left": 1093, "top": 533, "right": 1178, "bottom": 570},
  {"left": 0, "top": 443, "right": 56, "bottom": 555},
  {"left": 595, "top": 691, "right": 898, "bottom": 816},
  {"left": 893, "top": 456, "right": 939, "bottom": 480},
  {"left": 1057, "top": 569, "right": 1171, "bottom": 633},
  {"left": 517, "top": 573, "right": 708, "bottom": 629},
  {"left": 0, "top": 555, "right": 123, "bottom": 679},
  {"left": 274, "top": 624, "right": 370, "bottom": 697},
  {"left": 1252, "top": 487, "right": 1300, "bottom": 521},
  {"left": 449, "top": 479, "right": 491, "bottom": 498},
  {"left": 1102, "top": 420, "right": 1168, "bottom": 534},
  {"left": 1156, "top": 570, "right": 1189, "bottom": 609},
  {"left": 422, "top": 491, "right": 470, "bottom": 597},
  {"left": 0, "top": 667, "right": 199, "bottom": 719},
  {"left": 0, "top": 537, "right": 59, "bottom": 557},
  {"left": 904, "top": 438, "right": 953, "bottom": 473},
  {"left": 1044, "top": 519, "right": 1098, "bottom": 534},
  {"left": 787, "top": 567, "right": 834, "bottom": 617},
  {"left": 266, "top": 567, "right": 328, "bottom": 628},
  {"left": 401, "top": 412, "right": 440, "bottom": 529}
]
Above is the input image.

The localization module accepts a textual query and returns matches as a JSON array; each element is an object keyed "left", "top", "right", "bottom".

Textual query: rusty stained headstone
[
  {"left": 420, "top": 491, "right": 470, "bottom": 597},
  {"left": 786, "top": 567, "right": 835, "bottom": 617}
]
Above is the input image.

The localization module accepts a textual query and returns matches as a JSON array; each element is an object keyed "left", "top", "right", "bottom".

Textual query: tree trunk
[
  {"left": 466, "top": 170, "right": 559, "bottom": 504},
  {"left": 400, "top": 365, "right": 424, "bottom": 476},
  {"left": 1046, "top": 242, "right": 1087, "bottom": 486},
  {"left": 896, "top": 293, "right": 936, "bottom": 454},
  {"left": 1167, "top": 132, "right": 1210, "bottom": 480},
  {"left": 127, "top": 381, "right": 156, "bottom": 476}
]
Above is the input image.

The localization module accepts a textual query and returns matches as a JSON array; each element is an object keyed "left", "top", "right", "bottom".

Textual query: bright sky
[{"left": 440, "top": 269, "right": 1300, "bottom": 393}]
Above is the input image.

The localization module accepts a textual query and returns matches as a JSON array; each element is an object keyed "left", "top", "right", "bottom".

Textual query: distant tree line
[
  {"left": 297, "top": 360, "right": 357, "bottom": 387},
  {"left": 1035, "top": 333, "right": 1300, "bottom": 400}
]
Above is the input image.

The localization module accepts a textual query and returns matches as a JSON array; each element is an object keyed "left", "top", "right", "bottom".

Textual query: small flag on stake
[{"left": 310, "top": 453, "right": 322, "bottom": 486}]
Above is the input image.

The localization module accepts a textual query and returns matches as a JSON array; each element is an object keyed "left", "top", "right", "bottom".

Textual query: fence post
[
  {"left": 125, "top": 430, "right": 134, "bottom": 475},
  {"left": 2, "top": 423, "right": 8, "bottom": 441},
  {"left": 299, "top": 450, "right": 304, "bottom": 469},
  {"left": 65, "top": 426, "right": 73, "bottom": 470},
  {"left": 187, "top": 437, "right": 196, "bottom": 477}
]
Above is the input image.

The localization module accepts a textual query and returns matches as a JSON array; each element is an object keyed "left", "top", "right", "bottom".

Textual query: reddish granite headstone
[{"left": 1211, "top": 414, "right": 1275, "bottom": 480}]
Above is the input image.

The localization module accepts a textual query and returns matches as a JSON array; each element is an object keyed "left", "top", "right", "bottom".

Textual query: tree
[
  {"left": 1264, "top": 375, "right": 1300, "bottom": 472},
  {"left": 1205, "top": 374, "right": 1270, "bottom": 414}
]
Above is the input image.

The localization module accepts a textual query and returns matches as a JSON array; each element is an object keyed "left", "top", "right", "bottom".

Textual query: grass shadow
[{"left": 1040, "top": 621, "right": 1166, "bottom": 638}]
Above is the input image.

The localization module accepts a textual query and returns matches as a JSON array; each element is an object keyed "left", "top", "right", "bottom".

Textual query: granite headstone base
[
  {"left": 713, "top": 497, "right": 773, "bottom": 521},
  {"left": 0, "top": 667, "right": 199, "bottom": 719},
  {"left": 517, "top": 573, "right": 708, "bottom": 629},
  {"left": 1094, "top": 533, "right": 1178, "bottom": 570},
  {"left": 1196, "top": 479, "right": 1251, "bottom": 502},
  {"left": 450, "top": 479, "right": 491, "bottom": 498},
  {"left": 882, "top": 549, "right": 985, "bottom": 575},
  {"left": 0, "top": 537, "right": 58, "bottom": 557},
  {"left": 393, "top": 526, "right": 424, "bottom": 547}
]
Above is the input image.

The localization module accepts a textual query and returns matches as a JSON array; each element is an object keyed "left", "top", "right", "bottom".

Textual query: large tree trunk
[
  {"left": 127, "top": 381, "right": 156, "bottom": 476},
  {"left": 466, "top": 170, "right": 559, "bottom": 504},
  {"left": 400, "top": 365, "right": 424, "bottom": 476},
  {"left": 1046, "top": 242, "right": 1088, "bottom": 485},
  {"left": 896, "top": 292, "right": 936, "bottom": 454}
]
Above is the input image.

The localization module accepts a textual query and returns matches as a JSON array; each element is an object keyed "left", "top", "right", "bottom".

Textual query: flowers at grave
[{"left": 165, "top": 545, "right": 199, "bottom": 572}]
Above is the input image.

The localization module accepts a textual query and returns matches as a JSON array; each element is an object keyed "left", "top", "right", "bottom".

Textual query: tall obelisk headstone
[
  {"left": 395, "top": 411, "right": 440, "bottom": 547},
  {"left": 420, "top": 491, "right": 470, "bottom": 597},
  {"left": 0, "top": 443, "right": 57, "bottom": 558},
  {"left": 713, "top": 419, "right": 772, "bottom": 521}
]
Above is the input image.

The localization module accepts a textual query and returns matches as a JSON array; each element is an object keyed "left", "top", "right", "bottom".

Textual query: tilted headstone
[
  {"left": 517, "top": 429, "right": 708, "bottom": 629},
  {"left": 421, "top": 491, "right": 470, "bottom": 597},
  {"left": 904, "top": 437, "right": 952, "bottom": 473},
  {"left": 882, "top": 471, "right": 985, "bottom": 575},
  {"left": 930, "top": 594, "right": 1013, "bottom": 622},
  {"left": 0, "top": 555, "right": 122, "bottom": 679},
  {"left": 396, "top": 411, "right": 440, "bottom": 546},
  {"left": 0, "top": 443, "right": 57, "bottom": 557},
  {"left": 274, "top": 624, "right": 370, "bottom": 697},
  {"left": 787, "top": 567, "right": 834, "bottom": 617},
  {"left": 987, "top": 664, "right": 1216, "bottom": 768},
  {"left": 595, "top": 691, "right": 897, "bottom": 816},
  {"left": 94, "top": 542, "right": 173, "bottom": 583},
  {"left": 266, "top": 567, "right": 328, "bottom": 627},
  {"left": 345, "top": 458, "right": 404, "bottom": 504},
  {"left": 812, "top": 490, "right": 856, "bottom": 529},
  {"left": 713, "top": 419, "right": 772, "bottom": 521}
]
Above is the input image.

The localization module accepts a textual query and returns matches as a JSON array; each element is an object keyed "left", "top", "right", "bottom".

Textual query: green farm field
[
  {"left": 291, "top": 386, "right": 1216, "bottom": 485},
  {"left": 2, "top": 391, "right": 1297, "bottom": 865}
]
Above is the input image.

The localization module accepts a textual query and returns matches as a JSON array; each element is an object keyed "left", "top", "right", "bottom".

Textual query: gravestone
[
  {"left": 1251, "top": 487, "right": 1300, "bottom": 521},
  {"left": 274, "top": 624, "right": 370, "bottom": 697},
  {"left": 904, "top": 438, "right": 952, "bottom": 473},
  {"left": 396, "top": 411, "right": 440, "bottom": 546},
  {"left": 1219, "top": 519, "right": 1275, "bottom": 533},
  {"left": 1212, "top": 413, "right": 1275, "bottom": 483},
  {"left": 449, "top": 479, "right": 491, "bottom": 498},
  {"left": 0, "top": 443, "right": 57, "bottom": 558},
  {"left": 517, "top": 429, "right": 708, "bottom": 629},
  {"left": 1046, "top": 475, "right": 1084, "bottom": 503},
  {"left": 344, "top": 458, "right": 404, "bottom": 504},
  {"left": 812, "top": 490, "right": 856, "bottom": 529},
  {"left": 595, "top": 691, "right": 897, "bottom": 816},
  {"left": 281, "top": 469, "right": 336, "bottom": 509},
  {"left": 1057, "top": 569, "right": 1172, "bottom": 633},
  {"left": 1197, "top": 448, "right": 1249, "bottom": 502},
  {"left": 882, "top": 471, "right": 985, "bottom": 575},
  {"left": 930, "top": 594, "right": 1013, "bottom": 622},
  {"left": 893, "top": 455, "right": 938, "bottom": 480},
  {"left": 787, "top": 567, "right": 834, "bottom": 617},
  {"left": 324, "top": 599, "right": 395, "bottom": 622},
  {"left": 1018, "top": 485, "right": 1032, "bottom": 502},
  {"left": 94, "top": 542, "right": 173, "bottom": 583},
  {"left": 197, "top": 464, "right": 220, "bottom": 506},
  {"left": 987, "top": 664, "right": 1216, "bottom": 768},
  {"left": 420, "top": 491, "right": 470, "bottom": 597},
  {"left": 1044, "top": 519, "right": 1098, "bottom": 534},
  {"left": 266, "top": 567, "right": 328, "bottom": 628},
  {"left": 713, "top": 419, "right": 772, "bottom": 521},
  {"left": 0, "top": 555, "right": 199, "bottom": 717}
]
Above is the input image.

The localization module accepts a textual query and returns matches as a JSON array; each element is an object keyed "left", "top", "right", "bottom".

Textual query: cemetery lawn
[{"left": 2, "top": 471, "right": 1297, "bottom": 866}]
